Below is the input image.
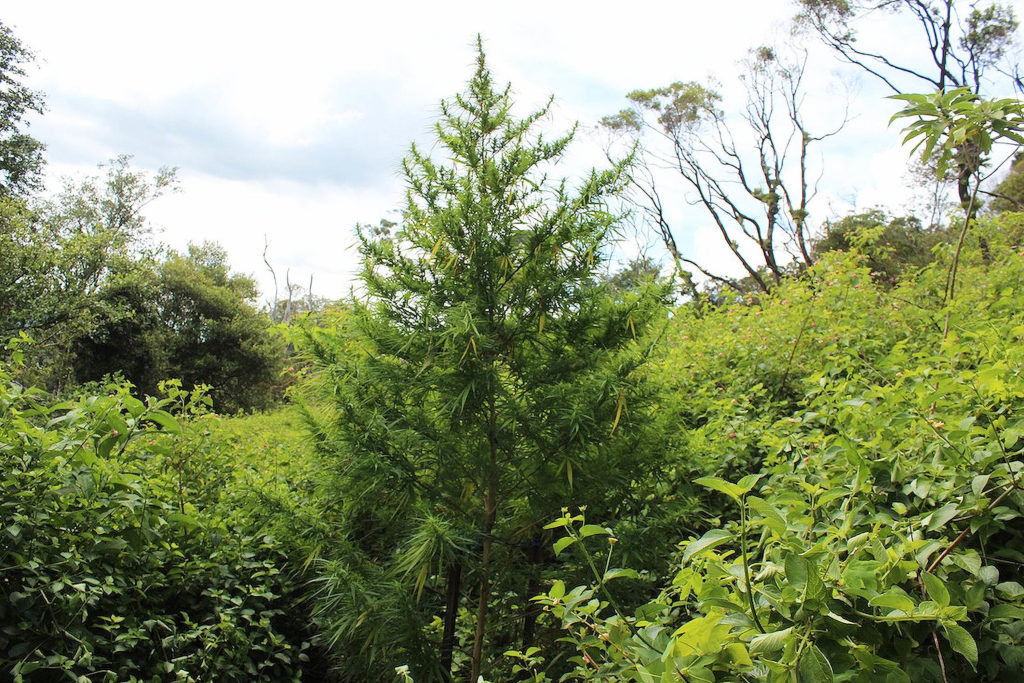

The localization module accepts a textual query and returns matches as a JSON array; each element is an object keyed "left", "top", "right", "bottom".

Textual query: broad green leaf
[
  {"left": 922, "top": 572, "right": 950, "bottom": 607},
  {"left": 971, "top": 474, "right": 989, "bottom": 497},
  {"left": 990, "top": 604, "right": 1024, "bottom": 620},
  {"left": 943, "top": 623, "right": 977, "bottom": 669},
  {"left": 995, "top": 581, "right": 1024, "bottom": 599},
  {"left": 736, "top": 473, "right": 764, "bottom": 493},
  {"left": 926, "top": 503, "right": 959, "bottom": 532},
  {"left": 749, "top": 626, "right": 792, "bottom": 654},
  {"left": 978, "top": 565, "right": 999, "bottom": 585},
  {"left": 145, "top": 409, "right": 182, "bottom": 435},
  {"left": 798, "top": 645, "right": 834, "bottom": 683},
  {"left": 747, "top": 496, "right": 787, "bottom": 534},
  {"left": 603, "top": 568, "right": 640, "bottom": 582},
  {"left": 869, "top": 587, "right": 916, "bottom": 614},
  {"left": 785, "top": 553, "right": 823, "bottom": 600},
  {"left": 553, "top": 536, "right": 576, "bottom": 556},
  {"left": 680, "top": 528, "right": 732, "bottom": 563},
  {"left": 579, "top": 524, "right": 610, "bottom": 538},
  {"left": 694, "top": 476, "right": 744, "bottom": 502}
]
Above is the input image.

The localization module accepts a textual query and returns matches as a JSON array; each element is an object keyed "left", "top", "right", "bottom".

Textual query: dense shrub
[
  {"left": 535, "top": 222, "right": 1024, "bottom": 681},
  {"left": 0, "top": 354, "right": 313, "bottom": 681}
]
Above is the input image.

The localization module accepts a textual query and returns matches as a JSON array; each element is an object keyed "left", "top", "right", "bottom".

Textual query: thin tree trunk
[
  {"left": 440, "top": 561, "right": 463, "bottom": 682},
  {"left": 471, "top": 405, "right": 500, "bottom": 682},
  {"left": 470, "top": 504, "right": 495, "bottom": 681}
]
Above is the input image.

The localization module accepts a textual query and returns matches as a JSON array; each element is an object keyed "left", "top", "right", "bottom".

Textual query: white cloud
[{"left": 6, "top": 0, "right": 1023, "bottom": 299}]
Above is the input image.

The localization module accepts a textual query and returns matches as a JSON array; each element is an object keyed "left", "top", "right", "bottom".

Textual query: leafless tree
[{"left": 602, "top": 47, "right": 845, "bottom": 294}]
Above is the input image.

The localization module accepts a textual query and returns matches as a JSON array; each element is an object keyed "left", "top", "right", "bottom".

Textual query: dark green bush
[{"left": 0, "top": 356, "right": 311, "bottom": 681}]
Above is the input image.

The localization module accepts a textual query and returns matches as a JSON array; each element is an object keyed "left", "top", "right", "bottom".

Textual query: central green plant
[{"left": 302, "top": 40, "right": 668, "bottom": 680}]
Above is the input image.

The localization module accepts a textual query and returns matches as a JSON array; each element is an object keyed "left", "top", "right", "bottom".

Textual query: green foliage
[
  {"left": 1, "top": 157, "right": 176, "bottom": 388},
  {"left": 0, "top": 22, "right": 45, "bottom": 197},
  {"left": 0, "top": 356, "right": 315, "bottom": 680},
  {"left": 813, "top": 209, "right": 949, "bottom": 285},
  {"left": 73, "top": 242, "right": 285, "bottom": 413},
  {"left": 533, "top": 227, "right": 1024, "bottom": 681},
  {"left": 300, "top": 42, "right": 670, "bottom": 680},
  {"left": 602, "top": 82, "right": 721, "bottom": 135},
  {"left": 890, "top": 88, "right": 1024, "bottom": 183},
  {"left": 0, "top": 155, "right": 284, "bottom": 410}
]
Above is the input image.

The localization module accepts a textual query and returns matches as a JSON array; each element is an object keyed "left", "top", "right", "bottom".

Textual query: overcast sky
[{"left": 5, "top": 0, "right": 1023, "bottom": 301}]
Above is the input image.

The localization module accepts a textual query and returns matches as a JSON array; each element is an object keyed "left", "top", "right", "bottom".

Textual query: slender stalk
[
  {"left": 470, "top": 404, "right": 500, "bottom": 682},
  {"left": 740, "top": 496, "right": 767, "bottom": 634},
  {"left": 440, "top": 561, "right": 462, "bottom": 682},
  {"left": 942, "top": 188, "right": 979, "bottom": 341}
]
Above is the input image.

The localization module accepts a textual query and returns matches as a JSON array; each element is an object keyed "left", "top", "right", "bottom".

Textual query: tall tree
[
  {"left": 0, "top": 21, "right": 46, "bottom": 197},
  {"left": 1, "top": 157, "right": 176, "bottom": 388},
  {"left": 795, "top": 0, "right": 1018, "bottom": 95},
  {"left": 602, "top": 47, "right": 843, "bottom": 294},
  {"left": 796, "top": 0, "right": 1019, "bottom": 211},
  {"left": 305, "top": 41, "right": 667, "bottom": 681}
]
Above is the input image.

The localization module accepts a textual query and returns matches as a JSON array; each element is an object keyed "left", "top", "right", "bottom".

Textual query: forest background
[{"left": 3, "top": 1, "right": 1024, "bottom": 681}]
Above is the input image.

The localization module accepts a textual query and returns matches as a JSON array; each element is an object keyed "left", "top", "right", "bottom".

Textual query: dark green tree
[
  {"left": 813, "top": 209, "right": 949, "bottom": 285},
  {"left": 305, "top": 42, "right": 668, "bottom": 681},
  {"left": 74, "top": 242, "right": 285, "bottom": 412},
  {"left": 1, "top": 157, "right": 175, "bottom": 388},
  {"left": 0, "top": 21, "right": 46, "bottom": 197}
]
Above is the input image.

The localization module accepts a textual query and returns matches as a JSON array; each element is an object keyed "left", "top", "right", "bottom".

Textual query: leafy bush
[
  {"left": 0, "top": 350, "right": 312, "bottom": 681},
  {"left": 535, "top": 232, "right": 1024, "bottom": 681}
]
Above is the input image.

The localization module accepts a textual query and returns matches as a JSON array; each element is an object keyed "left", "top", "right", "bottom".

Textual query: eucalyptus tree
[
  {"left": 602, "top": 47, "right": 844, "bottom": 295},
  {"left": 305, "top": 42, "right": 668, "bottom": 681},
  {"left": 796, "top": 0, "right": 1019, "bottom": 211}
]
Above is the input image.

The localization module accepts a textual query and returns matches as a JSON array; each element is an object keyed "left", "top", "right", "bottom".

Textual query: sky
[{"left": 5, "top": 0, "right": 1023, "bottom": 301}]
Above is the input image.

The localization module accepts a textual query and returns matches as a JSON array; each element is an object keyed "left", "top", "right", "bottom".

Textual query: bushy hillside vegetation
[{"left": 3, "top": 10, "right": 1024, "bottom": 682}]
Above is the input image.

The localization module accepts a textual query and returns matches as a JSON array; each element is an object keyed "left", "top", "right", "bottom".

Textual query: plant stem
[{"left": 740, "top": 496, "right": 767, "bottom": 633}]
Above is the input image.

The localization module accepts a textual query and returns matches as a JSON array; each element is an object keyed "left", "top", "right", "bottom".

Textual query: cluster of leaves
[
  {"left": 0, "top": 157, "right": 285, "bottom": 411},
  {"left": 292, "top": 44, "right": 675, "bottom": 681},
  {"left": 533, "top": 218, "right": 1024, "bottom": 681},
  {"left": 812, "top": 210, "right": 950, "bottom": 286},
  {"left": 0, "top": 343, "right": 316, "bottom": 681},
  {"left": 73, "top": 242, "right": 286, "bottom": 413}
]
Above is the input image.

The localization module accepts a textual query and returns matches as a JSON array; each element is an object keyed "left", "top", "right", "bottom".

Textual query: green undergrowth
[
  {"left": 532, "top": 216, "right": 1024, "bottom": 681},
  {"left": 0, "top": 364, "right": 327, "bottom": 682}
]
